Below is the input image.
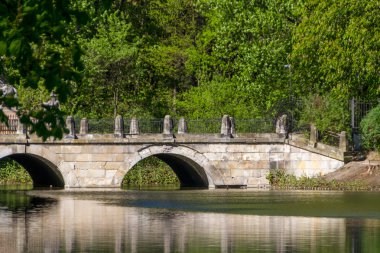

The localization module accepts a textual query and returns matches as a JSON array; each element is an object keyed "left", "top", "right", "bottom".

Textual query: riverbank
[
  {"left": 268, "top": 152, "right": 380, "bottom": 191},
  {"left": 323, "top": 152, "right": 380, "bottom": 189}
]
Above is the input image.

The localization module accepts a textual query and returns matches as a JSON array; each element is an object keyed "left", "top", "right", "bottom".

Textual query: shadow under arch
[
  {"left": 5, "top": 154, "right": 65, "bottom": 188},
  {"left": 153, "top": 153, "right": 209, "bottom": 188}
]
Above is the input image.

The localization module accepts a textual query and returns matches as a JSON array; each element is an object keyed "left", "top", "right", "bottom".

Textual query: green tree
[
  {"left": 291, "top": 0, "right": 380, "bottom": 100},
  {"left": 71, "top": 11, "right": 140, "bottom": 118},
  {"left": 178, "top": 0, "right": 301, "bottom": 118},
  {"left": 360, "top": 104, "right": 380, "bottom": 151},
  {"left": 298, "top": 93, "right": 349, "bottom": 133},
  {"left": 0, "top": 0, "right": 92, "bottom": 139},
  {"left": 70, "top": 0, "right": 203, "bottom": 119}
]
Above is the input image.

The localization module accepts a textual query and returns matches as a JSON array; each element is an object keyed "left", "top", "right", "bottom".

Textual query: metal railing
[
  {"left": 234, "top": 118, "right": 275, "bottom": 133},
  {"left": 350, "top": 98, "right": 378, "bottom": 131},
  {"left": 291, "top": 123, "right": 311, "bottom": 137},
  {"left": 87, "top": 118, "right": 114, "bottom": 134},
  {"left": 186, "top": 119, "right": 221, "bottom": 133},
  {"left": 0, "top": 116, "right": 292, "bottom": 135},
  {"left": 319, "top": 130, "right": 340, "bottom": 147},
  {"left": 74, "top": 117, "right": 81, "bottom": 134},
  {"left": 137, "top": 119, "right": 163, "bottom": 134},
  {"left": 0, "top": 115, "right": 18, "bottom": 134}
]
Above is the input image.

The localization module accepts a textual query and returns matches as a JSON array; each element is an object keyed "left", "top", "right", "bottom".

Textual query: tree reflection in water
[{"left": 0, "top": 190, "right": 380, "bottom": 253}]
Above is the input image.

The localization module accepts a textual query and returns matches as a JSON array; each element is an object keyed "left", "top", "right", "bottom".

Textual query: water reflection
[{"left": 0, "top": 190, "right": 380, "bottom": 252}]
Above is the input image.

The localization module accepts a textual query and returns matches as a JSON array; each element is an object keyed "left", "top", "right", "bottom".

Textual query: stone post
[
  {"left": 163, "top": 115, "right": 173, "bottom": 135},
  {"left": 177, "top": 117, "right": 187, "bottom": 134},
  {"left": 339, "top": 131, "right": 348, "bottom": 152},
  {"left": 65, "top": 116, "right": 76, "bottom": 138},
  {"left": 130, "top": 117, "right": 139, "bottom": 135},
  {"left": 309, "top": 124, "right": 318, "bottom": 147},
  {"left": 79, "top": 118, "right": 88, "bottom": 135},
  {"left": 221, "top": 115, "right": 231, "bottom": 137},
  {"left": 16, "top": 119, "right": 25, "bottom": 135},
  {"left": 276, "top": 114, "right": 288, "bottom": 134},
  {"left": 114, "top": 115, "right": 124, "bottom": 138}
]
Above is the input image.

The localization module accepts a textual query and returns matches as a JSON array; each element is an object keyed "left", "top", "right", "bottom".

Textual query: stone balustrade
[
  {"left": 60, "top": 114, "right": 267, "bottom": 137},
  {"left": 0, "top": 114, "right": 350, "bottom": 189},
  {"left": 0, "top": 113, "right": 349, "bottom": 153}
]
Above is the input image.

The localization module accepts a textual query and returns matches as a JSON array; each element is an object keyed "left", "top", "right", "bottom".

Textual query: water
[{"left": 1, "top": 187, "right": 380, "bottom": 253}]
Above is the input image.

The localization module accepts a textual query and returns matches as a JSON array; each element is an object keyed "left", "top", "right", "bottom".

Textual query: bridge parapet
[
  {"left": 67, "top": 115, "right": 277, "bottom": 137},
  {"left": 0, "top": 114, "right": 349, "bottom": 162},
  {"left": 0, "top": 115, "right": 349, "bottom": 188}
]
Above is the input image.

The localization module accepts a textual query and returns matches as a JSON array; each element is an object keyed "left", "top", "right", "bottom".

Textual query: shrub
[
  {"left": 0, "top": 158, "right": 32, "bottom": 184},
  {"left": 360, "top": 104, "right": 380, "bottom": 151},
  {"left": 122, "top": 156, "right": 179, "bottom": 186},
  {"left": 298, "top": 94, "right": 349, "bottom": 133},
  {"left": 266, "top": 169, "right": 368, "bottom": 190}
]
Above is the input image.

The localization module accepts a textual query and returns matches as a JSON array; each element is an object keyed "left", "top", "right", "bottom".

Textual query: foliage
[
  {"left": 0, "top": 0, "right": 92, "bottom": 139},
  {"left": 1, "top": 0, "right": 379, "bottom": 139},
  {"left": 298, "top": 94, "right": 350, "bottom": 133},
  {"left": 74, "top": 11, "right": 140, "bottom": 118},
  {"left": 122, "top": 156, "right": 179, "bottom": 186},
  {"left": 360, "top": 105, "right": 380, "bottom": 151},
  {"left": 178, "top": 0, "right": 300, "bottom": 118},
  {"left": 267, "top": 169, "right": 369, "bottom": 191},
  {"left": 178, "top": 79, "right": 260, "bottom": 119},
  {"left": 291, "top": 0, "right": 380, "bottom": 100},
  {"left": 0, "top": 159, "right": 32, "bottom": 185}
]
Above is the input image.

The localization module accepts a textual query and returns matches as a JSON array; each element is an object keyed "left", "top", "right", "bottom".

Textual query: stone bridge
[{"left": 0, "top": 115, "right": 349, "bottom": 189}]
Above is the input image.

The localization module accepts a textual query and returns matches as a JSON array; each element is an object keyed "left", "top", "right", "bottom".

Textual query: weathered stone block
[
  {"left": 86, "top": 169, "right": 106, "bottom": 178},
  {"left": 220, "top": 115, "right": 231, "bottom": 137},
  {"left": 80, "top": 118, "right": 89, "bottom": 135},
  {"left": 163, "top": 115, "right": 173, "bottom": 135},
  {"left": 104, "top": 162, "right": 124, "bottom": 170},
  {"left": 276, "top": 114, "right": 288, "bottom": 134},
  {"left": 114, "top": 115, "right": 124, "bottom": 137},
  {"left": 105, "top": 170, "right": 117, "bottom": 179},
  {"left": 241, "top": 153, "right": 263, "bottom": 161},
  {"left": 208, "top": 144, "right": 228, "bottom": 153},
  {"left": 65, "top": 116, "right": 76, "bottom": 139},
  {"left": 130, "top": 118, "right": 139, "bottom": 135},
  {"left": 177, "top": 117, "right": 187, "bottom": 134},
  {"left": 59, "top": 145, "right": 83, "bottom": 154},
  {"left": 204, "top": 153, "right": 238, "bottom": 161}
]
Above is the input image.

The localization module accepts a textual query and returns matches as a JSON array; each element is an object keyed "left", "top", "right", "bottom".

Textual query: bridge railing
[
  {"left": 185, "top": 119, "right": 221, "bottom": 133},
  {"left": 0, "top": 114, "right": 287, "bottom": 136},
  {"left": 318, "top": 130, "right": 340, "bottom": 147},
  {"left": 291, "top": 123, "right": 311, "bottom": 138},
  {"left": 88, "top": 118, "right": 114, "bottom": 134},
  {"left": 68, "top": 116, "right": 278, "bottom": 135},
  {"left": 0, "top": 114, "right": 18, "bottom": 134},
  {"left": 137, "top": 119, "right": 164, "bottom": 134},
  {"left": 234, "top": 118, "right": 275, "bottom": 133}
]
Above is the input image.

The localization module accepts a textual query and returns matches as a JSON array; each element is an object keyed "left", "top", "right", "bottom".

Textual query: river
[{"left": 1, "top": 187, "right": 380, "bottom": 252}]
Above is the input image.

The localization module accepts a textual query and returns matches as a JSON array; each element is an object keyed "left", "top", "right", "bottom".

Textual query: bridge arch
[
  {"left": 0, "top": 146, "right": 65, "bottom": 188},
  {"left": 119, "top": 145, "right": 223, "bottom": 188}
]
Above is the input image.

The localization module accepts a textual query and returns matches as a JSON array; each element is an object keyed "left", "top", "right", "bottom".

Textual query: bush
[
  {"left": 360, "top": 104, "right": 380, "bottom": 151},
  {"left": 122, "top": 156, "right": 179, "bottom": 186},
  {"left": 0, "top": 158, "right": 32, "bottom": 185},
  {"left": 298, "top": 94, "right": 349, "bottom": 133},
  {"left": 266, "top": 169, "right": 368, "bottom": 190}
]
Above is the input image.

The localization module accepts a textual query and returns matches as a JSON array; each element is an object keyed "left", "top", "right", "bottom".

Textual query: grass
[{"left": 267, "top": 169, "right": 373, "bottom": 191}]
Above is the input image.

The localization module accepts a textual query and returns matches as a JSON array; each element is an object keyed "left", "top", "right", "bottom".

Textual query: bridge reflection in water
[{"left": 1, "top": 191, "right": 379, "bottom": 253}]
